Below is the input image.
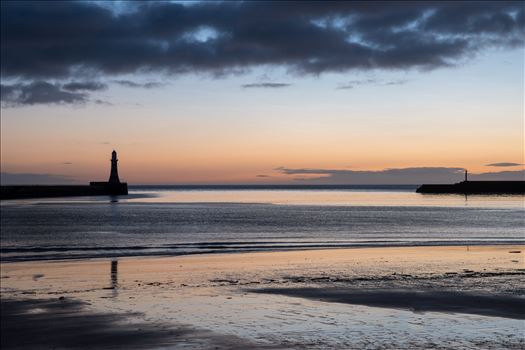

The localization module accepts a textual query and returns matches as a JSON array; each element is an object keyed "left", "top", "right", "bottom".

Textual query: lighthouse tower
[
  {"left": 108, "top": 150, "right": 121, "bottom": 184},
  {"left": 89, "top": 150, "right": 128, "bottom": 195}
]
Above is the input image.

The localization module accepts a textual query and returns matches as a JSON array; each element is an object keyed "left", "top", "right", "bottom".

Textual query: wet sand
[
  {"left": 1, "top": 245, "right": 524, "bottom": 349},
  {"left": 254, "top": 288, "right": 525, "bottom": 319},
  {"left": 1, "top": 298, "right": 272, "bottom": 350}
]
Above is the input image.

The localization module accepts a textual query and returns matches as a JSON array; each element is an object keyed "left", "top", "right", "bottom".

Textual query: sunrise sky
[{"left": 1, "top": 1, "right": 524, "bottom": 184}]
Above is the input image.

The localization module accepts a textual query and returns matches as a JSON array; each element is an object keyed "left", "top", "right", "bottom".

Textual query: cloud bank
[
  {"left": 112, "top": 80, "right": 165, "bottom": 89},
  {"left": 1, "top": 1, "right": 523, "bottom": 80},
  {"left": 1, "top": 82, "right": 90, "bottom": 106},
  {"left": 276, "top": 166, "right": 525, "bottom": 184},
  {"left": 336, "top": 78, "right": 409, "bottom": 89},
  {"left": 242, "top": 83, "right": 291, "bottom": 89},
  {"left": 485, "top": 162, "right": 523, "bottom": 167},
  {"left": 0, "top": 172, "right": 77, "bottom": 185},
  {"left": 1, "top": 81, "right": 110, "bottom": 107},
  {"left": 62, "top": 81, "right": 107, "bottom": 92}
]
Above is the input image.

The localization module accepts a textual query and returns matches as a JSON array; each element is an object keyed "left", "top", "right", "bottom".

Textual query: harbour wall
[
  {"left": 0, "top": 183, "right": 128, "bottom": 200},
  {"left": 416, "top": 181, "right": 524, "bottom": 194}
]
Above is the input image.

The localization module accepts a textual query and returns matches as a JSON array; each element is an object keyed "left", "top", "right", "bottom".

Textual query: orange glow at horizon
[
  {"left": 1, "top": 105, "right": 523, "bottom": 183},
  {"left": 1, "top": 135, "right": 522, "bottom": 184},
  {"left": 1, "top": 48, "right": 522, "bottom": 184}
]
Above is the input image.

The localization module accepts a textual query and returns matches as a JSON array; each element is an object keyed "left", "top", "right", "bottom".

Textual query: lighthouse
[
  {"left": 109, "top": 150, "right": 121, "bottom": 184},
  {"left": 89, "top": 150, "right": 128, "bottom": 195}
]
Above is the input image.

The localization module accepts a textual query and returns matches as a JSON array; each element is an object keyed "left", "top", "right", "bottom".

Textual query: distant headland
[
  {"left": 1, "top": 151, "right": 128, "bottom": 200},
  {"left": 417, "top": 170, "right": 525, "bottom": 194}
]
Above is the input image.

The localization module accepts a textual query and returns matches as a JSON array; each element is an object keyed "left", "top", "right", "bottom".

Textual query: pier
[
  {"left": 1, "top": 151, "right": 128, "bottom": 200},
  {"left": 416, "top": 171, "right": 524, "bottom": 194},
  {"left": 416, "top": 181, "right": 525, "bottom": 194}
]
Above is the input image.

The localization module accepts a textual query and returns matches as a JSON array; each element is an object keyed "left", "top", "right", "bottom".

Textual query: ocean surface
[{"left": 1, "top": 185, "right": 524, "bottom": 262}]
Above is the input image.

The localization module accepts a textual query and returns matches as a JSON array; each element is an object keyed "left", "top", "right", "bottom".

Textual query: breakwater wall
[
  {"left": 416, "top": 181, "right": 524, "bottom": 194},
  {"left": 1, "top": 183, "right": 128, "bottom": 200}
]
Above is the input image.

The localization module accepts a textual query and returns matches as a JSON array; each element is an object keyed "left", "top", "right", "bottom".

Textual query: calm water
[{"left": 1, "top": 186, "right": 524, "bottom": 261}]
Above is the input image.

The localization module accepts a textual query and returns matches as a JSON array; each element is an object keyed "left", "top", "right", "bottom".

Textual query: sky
[{"left": 1, "top": 1, "right": 524, "bottom": 184}]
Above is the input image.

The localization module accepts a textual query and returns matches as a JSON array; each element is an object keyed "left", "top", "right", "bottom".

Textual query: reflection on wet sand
[{"left": 110, "top": 260, "right": 118, "bottom": 297}]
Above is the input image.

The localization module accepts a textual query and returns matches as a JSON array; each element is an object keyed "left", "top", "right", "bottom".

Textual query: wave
[{"left": 2, "top": 239, "right": 524, "bottom": 262}]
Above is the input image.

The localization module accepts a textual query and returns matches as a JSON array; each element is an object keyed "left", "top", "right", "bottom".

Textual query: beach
[
  {"left": 2, "top": 245, "right": 524, "bottom": 349},
  {"left": 3, "top": 1, "right": 525, "bottom": 348}
]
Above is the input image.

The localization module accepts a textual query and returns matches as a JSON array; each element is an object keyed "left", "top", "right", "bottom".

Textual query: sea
[{"left": 1, "top": 185, "right": 524, "bottom": 262}]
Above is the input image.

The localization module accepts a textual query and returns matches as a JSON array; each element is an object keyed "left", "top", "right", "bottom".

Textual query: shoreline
[
  {"left": 3, "top": 245, "right": 523, "bottom": 295},
  {"left": 3, "top": 241, "right": 525, "bottom": 264},
  {"left": 3, "top": 244, "right": 523, "bottom": 283}
]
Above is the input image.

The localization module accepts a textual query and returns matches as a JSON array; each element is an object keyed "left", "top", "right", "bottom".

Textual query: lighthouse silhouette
[
  {"left": 90, "top": 150, "right": 128, "bottom": 195},
  {"left": 109, "top": 150, "right": 121, "bottom": 184}
]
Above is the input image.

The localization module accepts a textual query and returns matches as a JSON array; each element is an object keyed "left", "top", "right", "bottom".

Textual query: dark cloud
[
  {"left": 0, "top": 81, "right": 112, "bottom": 107},
  {"left": 113, "top": 80, "right": 165, "bottom": 89},
  {"left": 338, "top": 79, "right": 378, "bottom": 89},
  {"left": 0, "top": 172, "right": 76, "bottom": 185},
  {"left": 276, "top": 166, "right": 525, "bottom": 184},
  {"left": 63, "top": 81, "right": 107, "bottom": 91},
  {"left": 256, "top": 174, "right": 271, "bottom": 178},
  {"left": 1, "top": 1, "right": 523, "bottom": 81},
  {"left": 1, "top": 81, "right": 89, "bottom": 107},
  {"left": 242, "top": 83, "right": 291, "bottom": 89},
  {"left": 337, "top": 78, "right": 408, "bottom": 89},
  {"left": 485, "top": 162, "right": 523, "bottom": 167},
  {"left": 383, "top": 79, "right": 409, "bottom": 86},
  {"left": 474, "top": 170, "right": 525, "bottom": 181},
  {"left": 62, "top": 162, "right": 73, "bottom": 165},
  {"left": 93, "top": 99, "right": 113, "bottom": 106}
]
